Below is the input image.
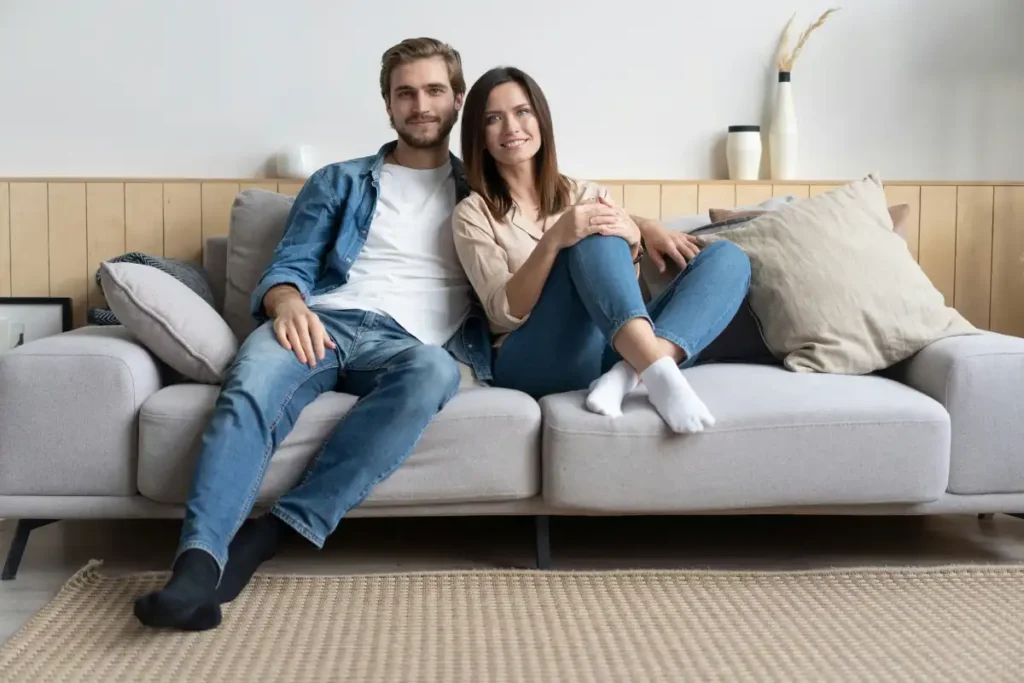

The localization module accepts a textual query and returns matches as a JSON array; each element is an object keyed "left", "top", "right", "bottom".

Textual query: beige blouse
[{"left": 452, "top": 178, "right": 636, "bottom": 344}]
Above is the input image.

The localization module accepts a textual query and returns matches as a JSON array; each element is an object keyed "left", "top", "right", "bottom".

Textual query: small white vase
[
  {"left": 769, "top": 72, "right": 798, "bottom": 180},
  {"left": 276, "top": 145, "right": 316, "bottom": 179},
  {"left": 726, "top": 125, "right": 762, "bottom": 180}
]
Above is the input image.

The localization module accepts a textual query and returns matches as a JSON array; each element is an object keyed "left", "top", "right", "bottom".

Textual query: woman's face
[{"left": 483, "top": 81, "right": 542, "bottom": 169}]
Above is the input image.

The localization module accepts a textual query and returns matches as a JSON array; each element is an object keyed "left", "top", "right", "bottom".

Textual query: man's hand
[
  {"left": 264, "top": 285, "right": 336, "bottom": 368},
  {"left": 633, "top": 218, "right": 702, "bottom": 273}
]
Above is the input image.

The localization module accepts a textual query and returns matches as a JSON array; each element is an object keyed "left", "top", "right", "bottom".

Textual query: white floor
[{"left": 3, "top": 514, "right": 1024, "bottom": 644}]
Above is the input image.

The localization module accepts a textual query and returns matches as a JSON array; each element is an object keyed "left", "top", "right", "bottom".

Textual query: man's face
[{"left": 386, "top": 56, "right": 462, "bottom": 149}]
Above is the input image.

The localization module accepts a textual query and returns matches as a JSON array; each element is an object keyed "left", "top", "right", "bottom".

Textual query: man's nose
[{"left": 412, "top": 92, "right": 430, "bottom": 114}]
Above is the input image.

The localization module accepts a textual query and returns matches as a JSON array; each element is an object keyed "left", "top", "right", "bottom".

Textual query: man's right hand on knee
[{"left": 264, "top": 285, "right": 337, "bottom": 368}]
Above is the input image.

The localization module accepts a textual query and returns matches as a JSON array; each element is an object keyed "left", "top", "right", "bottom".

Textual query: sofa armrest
[
  {"left": 0, "top": 326, "right": 164, "bottom": 496},
  {"left": 887, "top": 331, "right": 1024, "bottom": 494}
]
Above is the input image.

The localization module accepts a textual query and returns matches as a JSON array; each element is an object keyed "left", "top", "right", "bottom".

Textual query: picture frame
[{"left": 0, "top": 297, "right": 73, "bottom": 352}]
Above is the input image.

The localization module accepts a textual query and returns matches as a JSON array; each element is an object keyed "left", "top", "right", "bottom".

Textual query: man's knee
[
  {"left": 233, "top": 323, "right": 295, "bottom": 369},
  {"left": 223, "top": 323, "right": 307, "bottom": 395},
  {"left": 397, "top": 345, "right": 461, "bottom": 400}
]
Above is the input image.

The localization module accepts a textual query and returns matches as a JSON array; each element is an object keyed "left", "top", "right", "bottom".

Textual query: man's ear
[{"left": 454, "top": 93, "right": 464, "bottom": 111}]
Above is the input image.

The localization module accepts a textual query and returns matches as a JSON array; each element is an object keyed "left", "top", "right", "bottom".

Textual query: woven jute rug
[{"left": 1, "top": 561, "right": 1022, "bottom": 683}]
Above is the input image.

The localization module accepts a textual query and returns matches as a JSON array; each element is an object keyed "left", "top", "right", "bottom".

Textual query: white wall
[{"left": 2, "top": 0, "right": 1023, "bottom": 180}]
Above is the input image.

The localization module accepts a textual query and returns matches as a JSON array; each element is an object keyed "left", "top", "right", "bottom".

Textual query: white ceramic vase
[
  {"left": 769, "top": 71, "right": 798, "bottom": 180},
  {"left": 726, "top": 125, "right": 762, "bottom": 180},
  {"left": 276, "top": 145, "right": 316, "bottom": 179}
]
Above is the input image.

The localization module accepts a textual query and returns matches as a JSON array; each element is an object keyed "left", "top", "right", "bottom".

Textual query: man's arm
[
  {"left": 249, "top": 171, "right": 340, "bottom": 322},
  {"left": 631, "top": 214, "right": 701, "bottom": 273}
]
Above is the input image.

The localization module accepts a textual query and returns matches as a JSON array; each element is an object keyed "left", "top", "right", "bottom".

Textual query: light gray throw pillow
[
  {"left": 224, "top": 189, "right": 296, "bottom": 341},
  {"left": 99, "top": 262, "right": 239, "bottom": 383}
]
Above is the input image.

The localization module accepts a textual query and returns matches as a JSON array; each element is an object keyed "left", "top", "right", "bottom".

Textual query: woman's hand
[
  {"left": 545, "top": 197, "right": 641, "bottom": 251},
  {"left": 634, "top": 219, "right": 702, "bottom": 273}
]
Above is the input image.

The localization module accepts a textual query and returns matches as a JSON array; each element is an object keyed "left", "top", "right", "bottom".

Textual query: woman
[{"left": 452, "top": 66, "right": 751, "bottom": 433}]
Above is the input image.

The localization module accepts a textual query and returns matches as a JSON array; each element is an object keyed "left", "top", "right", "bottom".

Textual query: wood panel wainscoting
[{"left": 0, "top": 179, "right": 1022, "bottom": 337}]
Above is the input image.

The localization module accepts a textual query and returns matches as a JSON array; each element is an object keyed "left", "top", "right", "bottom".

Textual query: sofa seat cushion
[
  {"left": 540, "top": 364, "right": 951, "bottom": 512},
  {"left": 138, "top": 385, "right": 541, "bottom": 506}
]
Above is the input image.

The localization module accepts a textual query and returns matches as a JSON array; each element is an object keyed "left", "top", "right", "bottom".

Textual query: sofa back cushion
[
  {"left": 223, "top": 190, "right": 296, "bottom": 340},
  {"left": 203, "top": 235, "right": 228, "bottom": 314}
]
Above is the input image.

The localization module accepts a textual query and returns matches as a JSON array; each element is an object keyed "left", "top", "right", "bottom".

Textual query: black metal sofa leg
[
  {"left": 978, "top": 511, "right": 1024, "bottom": 524},
  {"left": 535, "top": 515, "right": 552, "bottom": 570},
  {"left": 2, "top": 519, "right": 58, "bottom": 580}
]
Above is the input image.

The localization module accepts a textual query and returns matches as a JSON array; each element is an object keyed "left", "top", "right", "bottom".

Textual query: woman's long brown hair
[{"left": 460, "top": 66, "right": 571, "bottom": 219}]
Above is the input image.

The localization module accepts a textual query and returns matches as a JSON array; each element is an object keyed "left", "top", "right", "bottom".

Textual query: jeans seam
[
  {"left": 174, "top": 540, "right": 226, "bottom": 583},
  {"left": 270, "top": 506, "right": 325, "bottom": 547},
  {"left": 607, "top": 307, "right": 654, "bottom": 343},
  {"left": 229, "top": 359, "right": 341, "bottom": 542}
]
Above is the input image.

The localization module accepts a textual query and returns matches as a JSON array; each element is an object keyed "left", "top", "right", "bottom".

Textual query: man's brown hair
[
  {"left": 460, "top": 66, "right": 571, "bottom": 219},
  {"left": 379, "top": 37, "right": 466, "bottom": 102}
]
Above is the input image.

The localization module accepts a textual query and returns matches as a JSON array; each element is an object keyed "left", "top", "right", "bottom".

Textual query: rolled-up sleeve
[{"left": 452, "top": 203, "right": 528, "bottom": 334}]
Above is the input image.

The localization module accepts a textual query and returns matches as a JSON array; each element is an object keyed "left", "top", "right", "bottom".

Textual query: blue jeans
[
  {"left": 176, "top": 309, "right": 462, "bottom": 575},
  {"left": 492, "top": 237, "right": 751, "bottom": 398}
]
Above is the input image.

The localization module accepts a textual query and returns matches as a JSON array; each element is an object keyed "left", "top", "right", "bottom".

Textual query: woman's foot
[
  {"left": 585, "top": 360, "right": 638, "bottom": 417},
  {"left": 639, "top": 357, "right": 715, "bottom": 433}
]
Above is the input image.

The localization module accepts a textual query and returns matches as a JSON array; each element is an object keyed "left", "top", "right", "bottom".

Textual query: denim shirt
[{"left": 249, "top": 141, "right": 494, "bottom": 382}]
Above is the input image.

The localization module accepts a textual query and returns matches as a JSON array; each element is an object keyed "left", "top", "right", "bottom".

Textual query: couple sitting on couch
[{"left": 133, "top": 36, "right": 751, "bottom": 631}]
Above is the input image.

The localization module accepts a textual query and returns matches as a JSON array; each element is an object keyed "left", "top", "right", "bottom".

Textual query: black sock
[
  {"left": 133, "top": 549, "right": 222, "bottom": 631},
  {"left": 216, "top": 514, "right": 293, "bottom": 604}
]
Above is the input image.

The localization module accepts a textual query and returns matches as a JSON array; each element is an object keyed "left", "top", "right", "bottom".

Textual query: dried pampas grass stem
[{"left": 777, "top": 7, "right": 840, "bottom": 72}]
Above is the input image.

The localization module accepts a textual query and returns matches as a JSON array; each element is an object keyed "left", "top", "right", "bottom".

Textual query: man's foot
[
  {"left": 585, "top": 360, "right": 639, "bottom": 417},
  {"left": 133, "top": 549, "right": 222, "bottom": 631},
  {"left": 216, "top": 514, "right": 293, "bottom": 604},
  {"left": 640, "top": 356, "right": 716, "bottom": 433}
]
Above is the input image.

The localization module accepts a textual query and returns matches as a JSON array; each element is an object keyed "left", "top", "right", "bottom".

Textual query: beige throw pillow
[
  {"left": 709, "top": 204, "right": 912, "bottom": 240},
  {"left": 699, "top": 174, "right": 977, "bottom": 374},
  {"left": 100, "top": 262, "right": 239, "bottom": 383}
]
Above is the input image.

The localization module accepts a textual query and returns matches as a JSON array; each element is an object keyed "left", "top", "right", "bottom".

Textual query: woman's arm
[
  {"left": 501, "top": 233, "right": 561, "bottom": 320},
  {"left": 452, "top": 205, "right": 536, "bottom": 334}
]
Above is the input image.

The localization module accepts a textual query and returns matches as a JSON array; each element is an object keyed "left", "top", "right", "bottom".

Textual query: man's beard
[{"left": 392, "top": 108, "right": 458, "bottom": 149}]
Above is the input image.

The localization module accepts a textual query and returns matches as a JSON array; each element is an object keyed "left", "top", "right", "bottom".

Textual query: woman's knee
[
  {"left": 568, "top": 233, "right": 631, "bottom": 258},
  {"left": 700, "top": 240, "right": 751, "bottom": 282}
]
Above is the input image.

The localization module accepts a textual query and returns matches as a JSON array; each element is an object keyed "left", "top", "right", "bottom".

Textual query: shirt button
[{"left": 344, "top": 257, "right": 352, "bottom": 263}]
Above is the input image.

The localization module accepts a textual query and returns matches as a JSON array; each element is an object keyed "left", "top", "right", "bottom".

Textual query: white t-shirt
[{"left": 307, "top": 161, "right": 472, "bottom": 347}]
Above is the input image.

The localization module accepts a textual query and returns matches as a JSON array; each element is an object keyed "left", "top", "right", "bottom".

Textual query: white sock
[
  {"left": 639, "top": 357, "right": 716, "bottom": 433},
  {"left": 585, "top": 361, "right": 639, "bottom": 417}
]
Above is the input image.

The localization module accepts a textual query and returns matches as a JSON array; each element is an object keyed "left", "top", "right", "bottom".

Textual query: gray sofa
[{"left": 3, "top": 192, "right": 1024, "bottom": 580}]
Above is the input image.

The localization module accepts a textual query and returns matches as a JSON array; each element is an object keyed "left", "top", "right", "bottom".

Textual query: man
[{"left": 134, "top": 36, "right": 492, "bottom": 631}]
